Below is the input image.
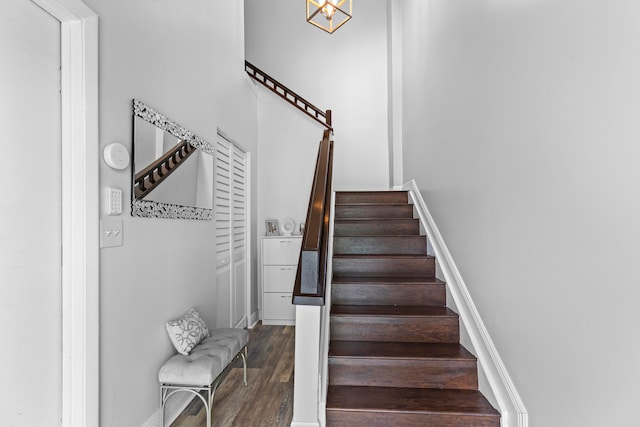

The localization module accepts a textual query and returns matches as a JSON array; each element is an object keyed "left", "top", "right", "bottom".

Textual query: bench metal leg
[
  {"left": 159, "top": 345, "right": 248, "bottom": 427},
  {"left": 241, "top": 346, "right": 248, "bottom": 386},
  {"left": 161, "top": 386, "right": 212, "bottom": 427}
]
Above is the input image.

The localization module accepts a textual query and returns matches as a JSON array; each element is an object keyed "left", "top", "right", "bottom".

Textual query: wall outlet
[{"left": 100, "top": 219, "right": 123, "bottom": 248}]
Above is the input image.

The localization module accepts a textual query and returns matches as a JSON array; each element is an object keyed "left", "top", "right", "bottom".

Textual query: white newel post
[{"left": 291, "top": 305, "right": 322, "bottom": 427}]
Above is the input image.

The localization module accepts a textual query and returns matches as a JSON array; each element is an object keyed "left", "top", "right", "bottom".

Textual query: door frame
[
  {"left": 244, "top": 151, "right": 252, "bottom": 327},
  {"left": 217, "top": 130, "right": 252, "bottom": 329},
  {"left": 233, "top": 145, "right": 250, "bottom": 329},
  {"left": 31, "top": 1, "right": 99, "bottom": 426}
]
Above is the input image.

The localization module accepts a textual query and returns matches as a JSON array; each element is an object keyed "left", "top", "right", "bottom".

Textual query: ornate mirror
[{"left": 131, "top": 99, "right": 214, "bottom": 220}]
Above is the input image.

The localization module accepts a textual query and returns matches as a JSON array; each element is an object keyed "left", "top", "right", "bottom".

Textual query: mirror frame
[{"left": 131, "top": 99, "right": 215, "bottom": 220}]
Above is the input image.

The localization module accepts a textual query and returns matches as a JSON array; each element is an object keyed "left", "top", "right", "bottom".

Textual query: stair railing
[
  {"left": 134, "top": 139, "right": 196, "bottom": 199},
  {"left": 290, "top": 131, "right": 334, "bottom": 425},
  {"left": 248, "top": 60, "right": 334, "bottom": 425},
  {"left": 245, "top": 60, "right": 333, "bottom": 131},
  {"left": 290, "top": 130, "right": 334, "bottom": 426},
  {"left": 292, "top": 129, "right": 333, "bottom": 305}
]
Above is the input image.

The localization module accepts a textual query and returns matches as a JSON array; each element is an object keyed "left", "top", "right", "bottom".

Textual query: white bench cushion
[{"left": 159, "top": 328, "right": 248, "bottom": 386}]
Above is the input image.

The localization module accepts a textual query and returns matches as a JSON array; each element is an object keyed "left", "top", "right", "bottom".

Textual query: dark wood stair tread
[
  {"left": 326, "top": 386, "right": 500, "bottom": 416},
  {"left": 334, "top": 203, "right": 415, "bottom": 214},
  {"left": 332, "top": 276, "right": 446, "bottom": 307},
  {"left": 334, "top": 219, "right": 421, "bottom": 236},
  {"left": 335, "top": 218, "right": 417, "bottom": 221},
  {"left": 334, "top": 234, "right": 425, "bottom": 237},
  {"left": 335, "top": 204, "right": 415, "bottom": 219},
  {"left": 331, "top": 305, "right": 457, "bottom": 317},
  {"left": 336, "top": 191, "right": 409, "bottom": 204},
  {"left": 334, "top": 219, "right": 419, "bottom": 223},
  {"left": 329, "top": 341, "right": 475, "bottom": 360},
  {"left": 333, "top": 255, "right": 435, "bottom": 278},
  {"left": 333, "top": 254, "right": 434, "bottom": 260},
  {"left": 335, "top": 203, "right": 414, "bottom": 207},
  {"left": 332, "top": 276, "right": 445, "bottom": 285},
  {"left": 337, "top": 190, "right": 407, "bottom": 194},
  {"left": 333, "top": 235, "right": 427, "bottom": 256}
]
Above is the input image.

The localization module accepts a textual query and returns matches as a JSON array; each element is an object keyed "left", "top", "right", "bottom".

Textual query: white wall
[
  {"left": 400, "top": 1, "right": 640, "bottom": 426},
  {"left": 256, "top": 90, "right": 322, "bottom": 238},
  {"left": 0, "top": 1, "right": 61, "bottom": 424},
  {"left": 81, "top": 0, "right": 257, "bottom": 425},
  {"left": 254, "top": 88, "right": 323, "bottom": 316},
  {"left": 245, "top": 0, "right": 390, "bottom": 191}
]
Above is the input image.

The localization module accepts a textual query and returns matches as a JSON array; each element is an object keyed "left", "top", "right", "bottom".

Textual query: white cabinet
[{"left": 261, "top": 236, "right": 301, "bottom": 325}]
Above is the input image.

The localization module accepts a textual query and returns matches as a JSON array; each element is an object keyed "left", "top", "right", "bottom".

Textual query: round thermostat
[{"left": 103, "top": 142, "right": 130, "bottom": 170}]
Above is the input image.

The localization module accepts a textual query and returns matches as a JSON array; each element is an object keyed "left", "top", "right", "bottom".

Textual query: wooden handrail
[
  {"left": 245, "top": 61, "right": 333, "bottom": 131},
  {"left": 134, "top": 139, "right": 196, "bottom": 199},
  {"left": 245, "top": 61, "right": 333, "bottom": 304},
  {"left": 293, "top": 129, "right": 333, "bottom": 305}
]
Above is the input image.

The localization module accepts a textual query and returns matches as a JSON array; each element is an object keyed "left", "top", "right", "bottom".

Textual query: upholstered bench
[{"left": 159, "top": 309, "right": 248, "bottom": 427}]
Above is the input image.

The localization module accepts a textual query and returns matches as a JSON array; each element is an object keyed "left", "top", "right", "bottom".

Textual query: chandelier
[{"left": 306, "top": 0, "right": 352, "bottom": 34}]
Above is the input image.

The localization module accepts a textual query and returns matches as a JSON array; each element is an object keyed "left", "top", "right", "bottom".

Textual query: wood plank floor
[{"left": 171, "top": 323, "right": 294, "bottom": 427}]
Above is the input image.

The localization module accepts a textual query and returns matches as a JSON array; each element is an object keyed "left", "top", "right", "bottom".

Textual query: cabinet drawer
[
  {"left": 263, "top": 266, "right": 297, "bottom": 293},
  {"left": 263, "top": 293, "right": 295, "bottom": 320},
  {"left": 263, "top": 238, "right": 302, "bottom": 265}
]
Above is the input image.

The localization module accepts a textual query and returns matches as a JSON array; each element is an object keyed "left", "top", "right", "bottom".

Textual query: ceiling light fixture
[{"left": 306, "top": 0, "right": 352, "bottom": 34}]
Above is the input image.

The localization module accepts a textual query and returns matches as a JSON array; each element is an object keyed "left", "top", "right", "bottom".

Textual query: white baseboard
[
  {"left": 291, "top": 422, "right": 320, "bottom": 427},
  {"left": 248, "top": 310, "right": 259, "bottom": 329},
  {"left": 396, "top": 180, "right": 528, "bottom": 427},
  {"left": 318, "top": 401, "right": 327, "bottom": 427},
  {"left": 262, "top": 319, "right": 295, "bottom": 326},
  {"left": 140, "top": 393, "right": 194, "bottom": 427}
]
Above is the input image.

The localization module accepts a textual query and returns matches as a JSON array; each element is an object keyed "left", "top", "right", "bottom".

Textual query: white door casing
[{"left": 29, "top": 1, "right": 99, "bottom": 426}]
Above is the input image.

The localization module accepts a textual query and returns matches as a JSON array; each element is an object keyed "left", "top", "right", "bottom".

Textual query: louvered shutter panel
[
  {"left": 232, "top": 145, "right": 246, "bottom": 257},
  {"left": 214, "top": 136, "right": 232, "bottom": 268}
]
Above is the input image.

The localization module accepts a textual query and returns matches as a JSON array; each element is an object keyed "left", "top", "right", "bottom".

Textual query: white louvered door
[{"left": 214, "top": 133, "right": 248, "bottom": 328}]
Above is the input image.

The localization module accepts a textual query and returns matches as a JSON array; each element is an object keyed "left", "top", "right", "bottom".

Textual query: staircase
[{"left": 326, "top": 191, "right": 500, "bottom": 426}]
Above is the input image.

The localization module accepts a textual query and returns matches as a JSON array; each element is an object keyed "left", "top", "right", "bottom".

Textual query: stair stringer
[
  {"left": 317, "top": 191, "right": 336, "bottom": 427},
  {"left": 395, "top": 179, "right": 529, "bottom": 427}
]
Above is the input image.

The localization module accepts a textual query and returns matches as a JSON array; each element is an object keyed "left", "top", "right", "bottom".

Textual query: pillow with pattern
[{"left": 165, "top": 308, "right": 210, "bottom": 355}]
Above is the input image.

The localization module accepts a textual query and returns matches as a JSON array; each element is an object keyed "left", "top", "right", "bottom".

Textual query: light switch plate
[{"left": 100, "top": 219, "right": 123, "bottom": 248}]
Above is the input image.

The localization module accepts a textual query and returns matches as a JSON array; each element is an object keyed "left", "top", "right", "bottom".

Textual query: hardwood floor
[{"left": 171, "top": 323, "right": 294, "bottom": 427}]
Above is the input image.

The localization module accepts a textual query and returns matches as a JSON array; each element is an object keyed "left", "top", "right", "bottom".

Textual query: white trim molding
[
  {"left": 292, "top": 305, "right": 322, "bottom": 427},
  {"left": 317, "top": 191, "right": 336, "bottom": 427},
  {"left": 140, "top": 393, "right": 194, "bottom": 427},
  {"left": 291, "top": 192, "right": 335, "bottom": 427},
  {"left": 248, "top": 311, "right": 260, "bottom": 329},
  {"left": 387, "top": 0, "right": 404, "bottom": 188},
  {"left": 291, "top": 422, "right": 322, "bottom": 427},
  {"left": 31, "top": 1, "right": 100, "bottom": 426},
  {"left": 244, "top": 152, "right": 253, "bottom": 331},
  {"left": 396, "top": 180, "right": 528, "bottom": 427}
]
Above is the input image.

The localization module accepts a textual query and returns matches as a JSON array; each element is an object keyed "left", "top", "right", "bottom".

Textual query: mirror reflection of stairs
[{"left": 326, "top": 191, "right": 500, "bottom": 426}]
